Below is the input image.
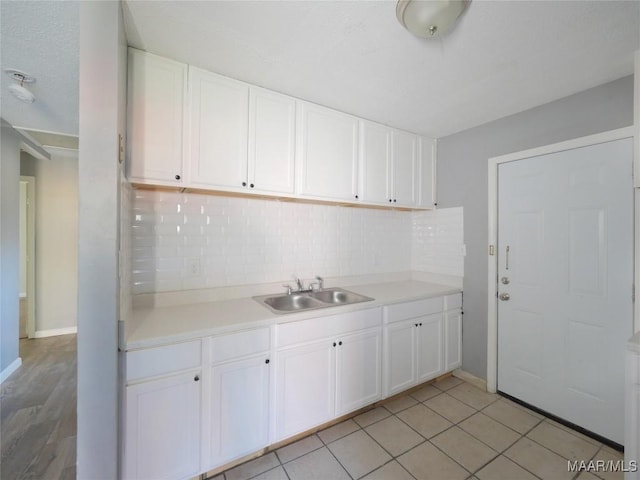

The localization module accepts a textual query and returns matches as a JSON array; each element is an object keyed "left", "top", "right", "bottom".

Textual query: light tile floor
[{"left": 210, "top": 376, "right": 624, "bottom": 480}]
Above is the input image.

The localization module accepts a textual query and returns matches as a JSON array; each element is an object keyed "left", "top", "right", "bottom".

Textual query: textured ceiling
[
  {"left": 0, "top": 0, "right": 79, "bottom": 136},
  {"left": 0, "top": 1, "right": 638, "bottom": 139},
  {"left": 123, "top": 0, "right": 640, "bottom": 137}
]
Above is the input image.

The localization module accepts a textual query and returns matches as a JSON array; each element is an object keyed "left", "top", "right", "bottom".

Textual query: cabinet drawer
[
  {"left": 210, "top": 327, "right": 270, "bottom": 364},
  {"left": 277, "top": 308, "right": 382, "bottom": 348},
  {"left": 385, "top": 297, "right": 442, "bottom": 323},
  {"left": 444, "top": 293, "right": 462, "bottom": 310},
  {"left": 126, "top": 340, "right": 201, "bottom": 382}
]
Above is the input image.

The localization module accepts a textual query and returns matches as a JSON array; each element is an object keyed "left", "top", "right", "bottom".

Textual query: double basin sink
[{"left": 253, "top": 287, "right": 374, "bottom": 314}]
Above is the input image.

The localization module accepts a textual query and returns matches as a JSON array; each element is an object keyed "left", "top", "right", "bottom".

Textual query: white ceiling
[{"left": 1, "top": 1, "right": 638, "bottom": 139}]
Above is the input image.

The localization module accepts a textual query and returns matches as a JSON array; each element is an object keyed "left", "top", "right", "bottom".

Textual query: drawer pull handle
[
  {"left": 265, "top": 359, "right": 270, "bottom": 364},
  {"left": 194, "top": 375, "right": 200, "bottom": 382}
]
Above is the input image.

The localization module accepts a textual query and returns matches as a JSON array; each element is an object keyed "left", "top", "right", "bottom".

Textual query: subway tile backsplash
[
  {"left": 412, "top": 206, "right": 464, "bottom": 277},
  {"left": 131, "top": 191, "right": 464, "bottom": 294},
  {"left": 131, "top": 190, "right": 445, "bottom": 294}
]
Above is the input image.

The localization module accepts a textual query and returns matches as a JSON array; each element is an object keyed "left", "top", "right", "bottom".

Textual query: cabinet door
[
  {"left": 445, "top": 309, "right": 462, "bottom": 371},
  {"left": 384, "top": 320, "right": 417, "bottom": 397},
  {"left": 359, "top": 121, "right": 391, "bottom": 205},
  {"left": 209, "top": 356, "right": 270, "bottom": 465},
  {"left": 297, "top": 102, "right": 359, "bottom": 201},
  {"left": 391, "top": 130, "right": 417, "bottom": 207},
  {"left": 336, "top": 328, "right": 382, "bottom": 415},
  {"left": 418, "top": 137, "right": 436, "bottom": 208},
  {"left": 127, "top": 48, "right": 186, "bottom": 185},
  {"left": 275, "top": 340, "right": 335, "bottom": 440},
  {"left": 416, "top": 313, "right": 444, "bottom": 383},
  {"left": 123, "top": 371, "right": 201, "bottom": 480},
  {"left": 189, "top": 67, "right": 249, "bottom": 189},
  {"left": 248, "top": 87, "right": 296, "bottom": 194}
]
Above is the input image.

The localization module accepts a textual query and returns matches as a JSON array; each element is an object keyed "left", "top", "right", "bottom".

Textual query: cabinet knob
[
  {"left": 355, "top": 195, "right": 358, "bottom": 199},
  {"left": 415, "top": 323, "right": 418, "bottom": 327},
  {"left": 242, "top": 181, "right": 247, "bottom": 187},
  {"left": 265, "top": 359, "right": 270, "bottom": 364},
  {"left": 338, "top": 341, "right": 343, "bottom": 346},
  {"left": 175, "top": 174, "right": 181, "bottom": 180},
  {"left": 250, "top": 183, "right": 254, "bottom": 188},
  {"left": 419, "top": 323, "right": 423, "bottom": 327},
  {"left": 333, "top": 342, "right": 337, "bottom": 347},
  {"left": 194, "top": 375, "right": 200, "bottom": 382},
  {"left": 393, "top": 199, "right": 397, "bottom": 203},
  {"left": 389, "top": 199, "right": 392, "bottom": 203}
]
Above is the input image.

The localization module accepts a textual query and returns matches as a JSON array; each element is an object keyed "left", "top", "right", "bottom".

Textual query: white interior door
[{"left": 497, "top": 137, "right": 633, "bottom": 444}]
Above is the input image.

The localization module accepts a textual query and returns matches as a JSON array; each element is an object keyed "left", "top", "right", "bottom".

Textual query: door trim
[{"left": 487, "top": 126, "right": 636, "bottom": 393}]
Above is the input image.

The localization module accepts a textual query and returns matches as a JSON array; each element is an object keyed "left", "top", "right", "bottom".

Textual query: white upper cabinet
[
  {"left": 418, "top": 137, "right": 437, "bottom": 208},
  {"left": 360, "top": 122, "right": 418, "bottom": 207},
  {"left": 127, "top": 49, "right": 437, "bottom": 208},
  {"left": 248, "top": 87, "right": 296, "bottom": 194},
  {"left": 188, "top": 67, "right": 249, "bottom": 189},
  {"left": 127, "top": 48, "right": 187, "bottom": 186},
  {"left": 359, "top": 120, "right": 391, "bottom": 205},
  {"left": 391, "top": 130, "right": 418, "bottom": 207},
  {"left": 296, "top": 102, "right": 359, "bottom": 202}
]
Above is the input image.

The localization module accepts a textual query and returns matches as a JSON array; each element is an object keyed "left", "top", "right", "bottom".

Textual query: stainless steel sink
[
  {"left": 254, "top": 287, "right": 374, "bottom": 314},
  {"left": 308, "top": 288, "right": 371, "bottom": 305},
  {"left": 263, "top": 293, "right": 324, "bottom": 312}
]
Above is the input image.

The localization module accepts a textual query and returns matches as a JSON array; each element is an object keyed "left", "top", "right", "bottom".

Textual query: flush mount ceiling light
[
  {"left": 396, "top": 0, "right": 470, "bottom": 38},
  {"left": 5, "top": 68, "right": 36, "bottom": 104}
]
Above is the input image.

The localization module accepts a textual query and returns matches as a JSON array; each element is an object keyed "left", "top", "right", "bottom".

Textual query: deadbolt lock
[{"left": 501, "top": 277, "right": 510, "bottom": 285}]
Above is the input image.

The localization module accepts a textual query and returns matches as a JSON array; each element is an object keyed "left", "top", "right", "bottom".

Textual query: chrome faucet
[{"left": 315, "top": 276, "right": 324, "bottom": 290}]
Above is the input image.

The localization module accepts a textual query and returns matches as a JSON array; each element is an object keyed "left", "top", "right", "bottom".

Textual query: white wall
[
  {"left": 0, "top": 123, "right": 21, "bottom": 379},
  {"left": 21, "top": 149, "right": 78, "bottom": 336},
  {"left": 77, "top": 0, "right": 126, "bottom": 476}
]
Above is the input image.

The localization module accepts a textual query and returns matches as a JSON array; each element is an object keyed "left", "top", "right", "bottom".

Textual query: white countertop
[{"left": 125, "top": 280, "right": 461, "bottom": 350}]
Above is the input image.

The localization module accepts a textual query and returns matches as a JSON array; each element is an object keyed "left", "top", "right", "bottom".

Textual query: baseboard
[
  {"left": 1, "top": 357, "right": 22, "bottom": 384},
  {"left": 34, "top": 326, "right": 78, "bottom": 338},
  {"left": 453, "top": 368, "right": 487, "bottom": 391}
]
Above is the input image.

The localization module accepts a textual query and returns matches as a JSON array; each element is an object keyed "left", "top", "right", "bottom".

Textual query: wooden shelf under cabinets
[{"left": 130, "top": 183, "right": 427, "bottom": 212}]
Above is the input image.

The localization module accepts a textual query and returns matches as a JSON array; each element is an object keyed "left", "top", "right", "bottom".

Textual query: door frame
[
  {"left": 486, "top": 126, "right": 636, "bottom": 393},
  {"left": 20, "top": 175, "right": 36, "bottom": 339}
]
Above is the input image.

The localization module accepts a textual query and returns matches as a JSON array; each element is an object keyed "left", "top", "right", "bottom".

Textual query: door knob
[
  {"left": 499, "top": 293, "right": 510, "bottom": 301},
  {"left": 501, "top": 277, "right": 510, "bottom": 285}
]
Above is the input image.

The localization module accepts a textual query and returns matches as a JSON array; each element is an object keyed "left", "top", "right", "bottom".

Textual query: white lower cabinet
[
  {"left": 625, "top": 337, "right": 640, "bottom": 480},
  {"left": 206, "top": 328, "right": 271, "bottom": 468},
  {"left": 275, "top": 339, "right": 336, "bottom": 439},
  {"left": 444, "top": 294, "right": 463, "bottom": 371},
  {"left": 274, "top": 308, "right": 382, "bottom": 440},
  {"left": 384, "top": 297, "right": 446, "bottom": 397},
  {"left": 122, "top": 292, "right": 463, "bottom": 478},
  {"left": 123, "top": 369, "right": 202, "bottom": 480},
  {"left": 209, "top": 355, "right": 270, "bottom": 466}
]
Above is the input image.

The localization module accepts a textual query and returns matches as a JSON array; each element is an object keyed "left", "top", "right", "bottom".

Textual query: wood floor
[{"left": 1, "top": 334, "right": 77, "bottom": 478}]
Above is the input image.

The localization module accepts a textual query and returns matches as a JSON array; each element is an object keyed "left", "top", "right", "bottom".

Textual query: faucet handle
[
  {"left": 315, "top": 276, "right": 324, "bottom": 289},
  {"left": 282, "top": 284, "right": 293, "bottom": 295}
]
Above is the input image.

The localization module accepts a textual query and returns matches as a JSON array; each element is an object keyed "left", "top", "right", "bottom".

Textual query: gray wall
[
  {"left": 77, "top": 1, "right": 126, "bottom": 476},
  {"left": 437, "top": 75, "right": 635, "bottom": 380},
  {"left": 0, "top": 123, "right": 21, "bottom": 375}
]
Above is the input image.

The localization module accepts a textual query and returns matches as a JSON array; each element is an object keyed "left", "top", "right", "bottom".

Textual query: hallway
[{"left": 0, "top": 334, "right": 76, "bottom": 478}]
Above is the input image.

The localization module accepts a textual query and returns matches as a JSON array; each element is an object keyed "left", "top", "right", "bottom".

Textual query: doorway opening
[{"left": 19, "top": 175, "right": 35, "bottom": 339}]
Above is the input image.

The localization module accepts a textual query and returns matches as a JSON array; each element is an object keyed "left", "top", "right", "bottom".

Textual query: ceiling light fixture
[
  {"left": 5, "top": 69, "right": 36, "bottom": 104},
  {"left": 396, "top": 0, "right": 470, "bottom": 38}
]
